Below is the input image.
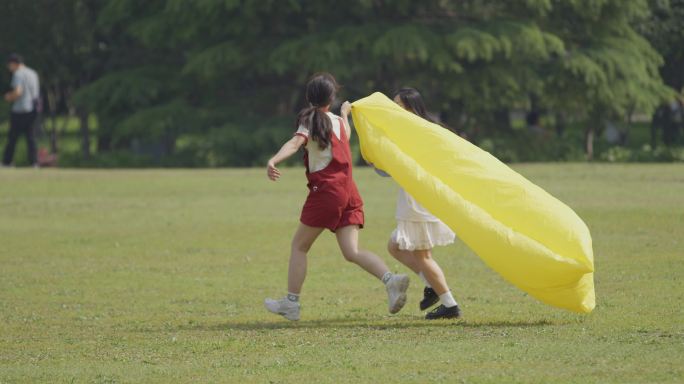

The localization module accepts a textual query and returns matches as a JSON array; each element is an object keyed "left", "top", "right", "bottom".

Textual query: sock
[
  {"left": 286, "top": 292, "right": 299, "bottom": 302},
  {"left": 381, "top": 271, "right": 393, "bottom": 285},
  {"left": 418, "top": 271, "right": 432, "bottom": 288},
  {"left": 439, "top": 291, "right": 458, "bottom": 308}
]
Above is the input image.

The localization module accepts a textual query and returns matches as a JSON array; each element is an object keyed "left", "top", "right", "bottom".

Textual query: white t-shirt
[
  {"left": 295, "top": 112, "right": 342, "bottom": 173},
  {"left": 11, "top": 66, "right": 40, "bottom": 113},
  {"left": 396, "top": 188, "right": 440, "bottom": 222}
]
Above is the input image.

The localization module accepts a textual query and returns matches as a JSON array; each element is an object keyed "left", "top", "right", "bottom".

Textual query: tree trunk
[
  {"left": 554, "top": 112, "right": 566, "bottom": 138},
  {"left": 585, "top": 125, "right": 595, "bottom": 161},
  {"left": 163, "top": 132, "right": 175, "bottom": 156},
  {"left": 97, "top": 130, "right": 112, "bottom": 153},
  {"left": 663, "top": 106, "right": 677, "bottom": 146},
  {"left": 46, "top": 86, "right": 59, "bottom": 154},
  {"left": 58, "top": 108, "right": 72, "bottom": 154},
  {"left": 493, "top": 108, "right": 512, "bottom": 132},
  {"left": 78, "top": 108, "right": 90, "bottom": 159},
  {"left": 96, "top": 113, "right": 113, "bottom": 153},
  {"left": 677, "top": 99, "right": 684, "bottom": 145},
  {"left": 650, "top": 117, "right": 658, "bottom": 148},
  {"left": 623, "top": 107, "right": 634, "bottom": 146}
]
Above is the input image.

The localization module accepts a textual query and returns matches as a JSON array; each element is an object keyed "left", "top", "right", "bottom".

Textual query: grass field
[{"left": 1, "top": 164, "right": 683, "bottom": 383}]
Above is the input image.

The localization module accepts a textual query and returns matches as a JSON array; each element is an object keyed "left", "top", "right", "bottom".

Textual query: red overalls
[{"left": 300, "top": 117, "right": 364, "bottom": 232}]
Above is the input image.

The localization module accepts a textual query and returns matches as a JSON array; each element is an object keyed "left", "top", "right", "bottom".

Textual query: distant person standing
[{"left": 3, "top": 54, "right": 40, "bottom": 167}]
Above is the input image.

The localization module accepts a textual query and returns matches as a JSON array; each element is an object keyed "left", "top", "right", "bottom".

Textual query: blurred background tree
[
  {"left": 0, "top": 0, "right": 107, "bottom": 158},
  {"left": 0, "top": 0, "right": 681, "bottom": 166},
  {"left": 640, "top": 0, "right": 684, "bottom": 147}
]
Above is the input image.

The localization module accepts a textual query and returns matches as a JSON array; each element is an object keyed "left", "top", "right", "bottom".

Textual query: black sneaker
[
  {"left": 425, "top": 304, "right": 461, "bottom": 320},
  {"left": 419, "top": 287, "right": 439, "bottom": 311}
]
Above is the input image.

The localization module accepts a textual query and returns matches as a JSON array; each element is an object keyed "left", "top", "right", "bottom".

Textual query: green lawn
[{"left": 1, "top": 165, "right": 682, "bottom": 383}]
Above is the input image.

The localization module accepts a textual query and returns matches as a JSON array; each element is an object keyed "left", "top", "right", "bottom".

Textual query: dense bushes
[
  {"left": 478, "top": 134, "right": 586, "bottom": 163},
  {"left": 52, "top": 122, "right": 683, "bottom": 167},
  {"left": 56, "top": 118, "right": 295, "bottom": 168},
  {"left": 600, "top": 145, "right": 684, "bottom": 162}
]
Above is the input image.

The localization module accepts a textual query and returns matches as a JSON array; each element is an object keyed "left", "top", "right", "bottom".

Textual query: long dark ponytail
[{"left": 296, "top": 73, "right": 339, "bottom": 150}]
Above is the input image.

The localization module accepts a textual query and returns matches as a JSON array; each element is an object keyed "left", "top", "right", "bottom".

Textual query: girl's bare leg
[
  {"left": 413, "top": 249, "right": 450, "bottom": 295},
  {"left": 387, "top": 239, "right": 421, "bottom": 273},
  {"left": 337, "top": 225, "right": 410, "bottom": 313},
  {"left": 388, "top": 240, "right": 450, "bottom": 295},
  {"left": 288, "top": 223, "right": 325, "bottom": 294},
  {"left": 335, "top": 225, "right": 389, "bottom": 280}
]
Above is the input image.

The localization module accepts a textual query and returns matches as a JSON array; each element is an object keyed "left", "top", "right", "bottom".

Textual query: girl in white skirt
[{"left": 386, "top": 88, "right": 461, "bottom": 320}]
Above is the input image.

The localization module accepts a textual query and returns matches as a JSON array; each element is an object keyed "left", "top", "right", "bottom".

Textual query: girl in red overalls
[{"left": 264, "top": 73, "right": 409, "bottom": 321}]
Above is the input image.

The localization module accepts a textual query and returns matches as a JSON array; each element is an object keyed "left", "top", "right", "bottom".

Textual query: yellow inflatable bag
[{"left": 351, "top": 93, "right": 595, "bottom": 313}]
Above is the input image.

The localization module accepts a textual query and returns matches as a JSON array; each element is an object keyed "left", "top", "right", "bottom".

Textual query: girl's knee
[
  {"left": 291, "top": 239, "right": 313, "bottom": 254},
  {"left": 341, "top": 249, "right": 357, "bottom": 263},
  {"left": 387, "top": 240, "right": 400, "bottom": 258}
]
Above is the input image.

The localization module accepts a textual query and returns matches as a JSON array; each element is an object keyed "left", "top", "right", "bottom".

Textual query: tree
[
  {"left": 88, "top": 0, "right": 670, "bottom": 160},
  {"left": 0, "top": 0, "right": 110, "bottom": 159},
  {"left": 640, "top": 0, "right": 684, "bottom": 146},
  {"left": 5, "top": 0, "right": 674, "bottom": 165}
]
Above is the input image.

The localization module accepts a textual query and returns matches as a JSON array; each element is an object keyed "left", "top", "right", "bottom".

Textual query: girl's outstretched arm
[
  {"left": 340, "top": 101, "right": 352, "bottom": 138},
  {"left": 267, "top": 135, "right": 307, "bottom": 181}
]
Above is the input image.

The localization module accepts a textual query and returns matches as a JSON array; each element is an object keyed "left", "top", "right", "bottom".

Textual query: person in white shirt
[
  {"left": 385, "top": 88, "right": 461, "bottom": 320},
  {"left": 3, "top": 54, "right": 40, "bottom": 167}
]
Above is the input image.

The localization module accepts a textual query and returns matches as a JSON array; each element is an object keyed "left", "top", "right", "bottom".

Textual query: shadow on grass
[{"left": 177, "top": 317, "right": 557, "bottom": 332}]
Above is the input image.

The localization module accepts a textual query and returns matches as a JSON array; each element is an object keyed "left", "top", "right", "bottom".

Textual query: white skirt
[{"left": 391, "top": 220, "right": 456, "bottom": 251}]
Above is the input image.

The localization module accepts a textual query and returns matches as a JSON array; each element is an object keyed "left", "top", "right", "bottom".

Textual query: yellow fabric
[{"left": 352, "top": 92, "right": 595, "bottom": 313}]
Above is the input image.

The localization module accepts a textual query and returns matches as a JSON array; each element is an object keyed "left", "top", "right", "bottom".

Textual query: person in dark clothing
[{"left": 3, "top": 54, "right": 40, "bottom": 167}]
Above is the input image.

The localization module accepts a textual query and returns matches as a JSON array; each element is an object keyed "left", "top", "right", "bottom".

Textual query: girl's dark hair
[
  {"left": 395, "top": 87, "right": 436, "bottom": 124},
  {"left": 7, "top": 53, "right": 23, "bottom": 64},
  {"left": 296, "top": 73, "right": 339, "bottom": 149},
  {"left": 396, "top": 87, "right": 467, "bottom": 138}
]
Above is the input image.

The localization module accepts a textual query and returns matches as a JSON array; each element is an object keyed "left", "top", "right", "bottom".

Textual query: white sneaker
[
  {"left": 386, "top": 274, "right": 410, "bottom": 314},
  {"left": 264, "top": 297, "right": 300, "bottom": 321}
]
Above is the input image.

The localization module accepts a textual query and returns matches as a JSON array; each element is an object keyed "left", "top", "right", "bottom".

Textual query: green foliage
[
  {"left": 2, "top": 0, "right": 680, "bottom": 165},
  {"left": 0, "top": 0, "right": 104, "bottom": 88},
  {"left": 106, "top": 0, "right": 673, "bottom": 117},
  {"left": 640, "top": 0, "right": 684, "bottom": 91},
  {"left": 74, "top": 67, "right": 177, "bottom": 117},
  {"left": 175, "top": 119, "right": 293, "bottom": 167},
  {"left": 600, "top": 144, "right": 684, "bottom": 162},
  {"left": 479, "top": 134, "right": 587, "bottom": 162},
  {"left": 183, "top": 42, "right": 246, "bottom": 80}
]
